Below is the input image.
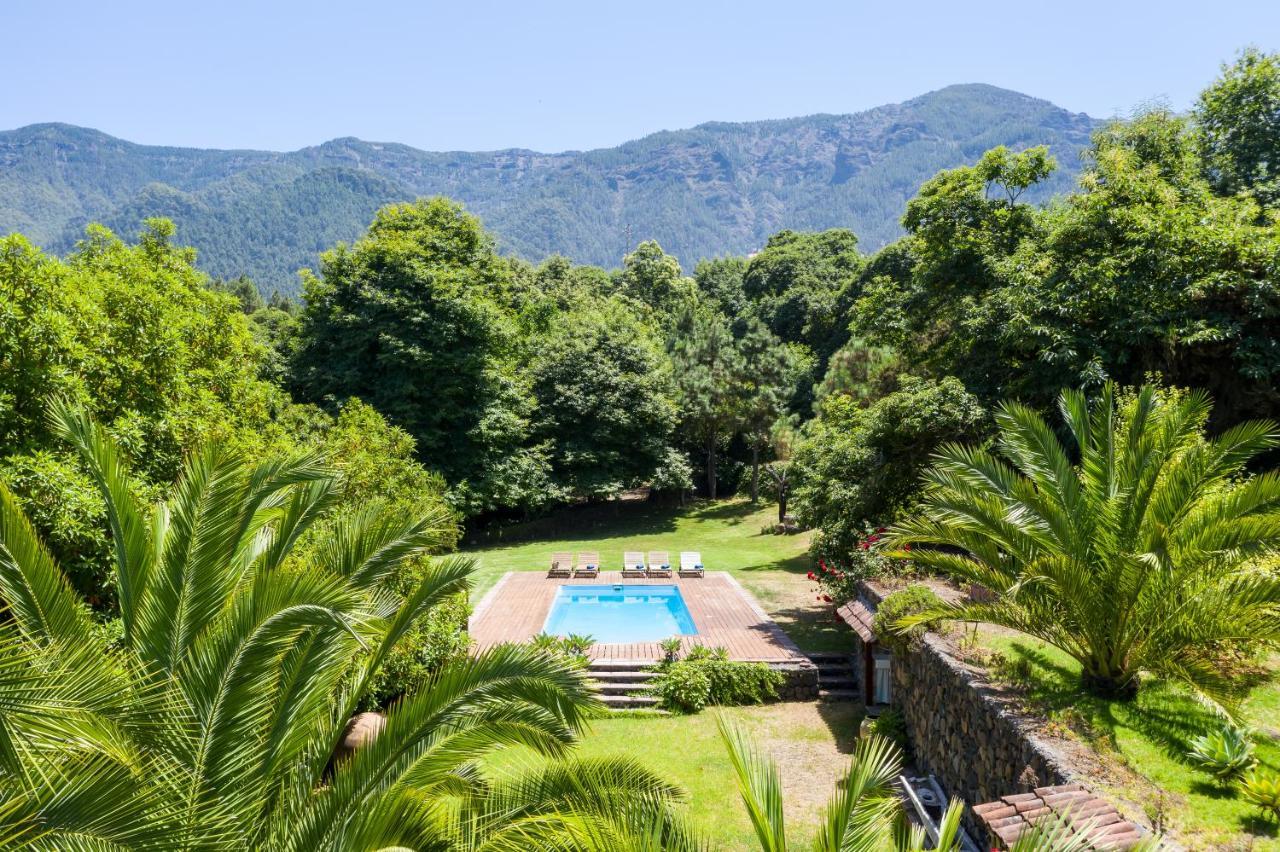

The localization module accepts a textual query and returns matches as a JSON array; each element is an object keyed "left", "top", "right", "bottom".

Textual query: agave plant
[
  {"left": 1241, "top": 769, "right": 1280, "bottom": 821},
  {"left": 0, "top": 402, "right": 695, "bottom": 850},
  {"left": 890, "top": 383, "right": 1280, "bottom": 705},
  {"left": 1187, "top": 726, "right": 1257, "bottom": 781}
]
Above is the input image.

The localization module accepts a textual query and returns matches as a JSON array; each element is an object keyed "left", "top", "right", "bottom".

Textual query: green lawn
[
  {"left": 484, "top": 702, "right": 864, "bottom": 849},
  {"left": 979, "top": 632, "right": 1280, "bottom": 849},
  {"left": 463, "top": 497, "right": 851, "bottom": 652},
  {"left": 464, "top": 498, "right": 862, "bottom": 846}
]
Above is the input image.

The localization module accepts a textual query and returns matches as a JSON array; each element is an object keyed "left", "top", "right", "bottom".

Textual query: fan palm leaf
[
  {"left": 0, "top": 403, "right": 692, "bottom": 850},
  {"left": 889, "top": 383, "right": 1280, "bottom": 706}
]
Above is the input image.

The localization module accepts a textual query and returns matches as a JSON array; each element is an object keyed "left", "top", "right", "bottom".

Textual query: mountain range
[{"left": 0, "top": 84, "right": 1101, "bottom": 296}]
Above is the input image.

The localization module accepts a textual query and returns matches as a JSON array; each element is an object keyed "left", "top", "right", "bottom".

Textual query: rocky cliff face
[{"left": 1, "top": 84, "right": 1099, "bottom": 295}]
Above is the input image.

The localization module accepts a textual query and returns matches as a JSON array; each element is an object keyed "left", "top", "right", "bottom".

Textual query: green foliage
[
  {"left": 0, "top": 404, "right": 691, "bottom": 849},
  {"left": 291, "top": 198, "right": 550, "bottom": 516},
  {"left": 527, "top": 298, "right": 678, "bottom": 499},
  {"left": 864, "top": 708, "right": 909, "bottom": 755},
  {"left": 1241, "top": 770, "right": 1280, "bottom": 821},
  {"left": 651, "top": 649, "right": 784, "bottom": 713},
  {"left": 1186, "top": 726, "right": 1257, "bottom": 781},
  {"left": 617, "top": 240, "right": 692, "bottom": 308},
  {"left": 742, "top": 229, "right": 863, "bottom": 398},
  {"left": 359, "top": 590, "right": 471, "bottom": 711},
  {"left": 528, "top": 633, "right": 594, "bottom": 668},
  {"left": 1196, "top": 48, "right": 1280, "bottom": 206},
  {"left": 857, "top": 86, "right": 1280, "bottom": 424},
  {"left": 792, "top": 377, "right": 988, "bottom": 561},
  {"left": 669, "top": 303, "right": 746, "bottom": 499},
  {"left": 873, "top": 586, "right": 945, "bottom": 651},
  {"left": 718, "top": 719, "right": 971, "bottom": 852},
  {"left": 892, "top": 383, "right": 1280, "bottom": 705}
]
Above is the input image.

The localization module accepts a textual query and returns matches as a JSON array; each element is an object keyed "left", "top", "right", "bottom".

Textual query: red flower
[
  {"left": 904, "top": 543, "right": 912, "bottom": 552},
  {"left": 860, "top": 542, "right": 870, "bottom": 550},
  {"left": 806, "top": 571, "right": 815, "bottom": 580},
  {"left": 876, "top": 526, "right": 887, "bottom": 533},
  {"left": 822, "top": 595, "right": 832, "bottom": 603}
]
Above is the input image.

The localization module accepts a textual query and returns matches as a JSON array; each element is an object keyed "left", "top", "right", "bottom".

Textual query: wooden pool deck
[{"left": 469, "top": 571, "right": 806, "bottom": 662}]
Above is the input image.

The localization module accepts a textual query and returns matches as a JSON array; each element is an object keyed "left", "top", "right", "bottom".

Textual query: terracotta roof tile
[
  {"left": 974, "top": 784, "right": 1149, "bottom": 850},
  {"left": 836, "top": 597, "right": 877, "bottom": 642}
]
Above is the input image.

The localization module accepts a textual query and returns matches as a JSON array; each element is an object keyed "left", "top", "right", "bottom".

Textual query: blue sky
[{"left": 4, "top": 0, "right": 1276, "bottom": 152}]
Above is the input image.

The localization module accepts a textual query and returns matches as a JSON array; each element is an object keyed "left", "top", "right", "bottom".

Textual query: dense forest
[
  {"left": 1, "top": 84, "right": 1097, "bottom": 295},
  {"left": 0, "top": 46, "right": 1276, "bottom": 651}
]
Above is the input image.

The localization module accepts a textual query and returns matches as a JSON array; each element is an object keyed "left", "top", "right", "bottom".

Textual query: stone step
[
  {"left": 818, "top": 688, "right": 860, "bottom": 702},
  {"left": 592, "top": 680, "right": 654, "bottom": 694},
  {"left": 589, "top": 670, "right": 657, "bottom": 683},
  {"left": 806, "top": 652, "right": 855, "bottom": 663},
  {"left": 588, "top": 662, "right": 655, "bottom": 672},
  {"left": 599, "top": 693, "right": 661, "bottom": 709},
  {"left": 816, "top": 665, "right": 854, "bottom": 676},
  {"left": 818, "top": 677, "right": 856, "bottom": 689}
]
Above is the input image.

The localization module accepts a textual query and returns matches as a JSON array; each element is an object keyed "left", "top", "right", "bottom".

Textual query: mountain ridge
[{"left": 1, "top": 84, "right": 1101, "bottom": 295}]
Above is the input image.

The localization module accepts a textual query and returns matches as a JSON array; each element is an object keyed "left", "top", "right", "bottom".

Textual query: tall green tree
[
  {"left": 528, "top": 301, "right": 677, "bottom": 500},
  {"left": 890, "top": 384, "right": 1280, "bottom": 705},
  {"left": 791, "top": 377, "right": 988, "bottom": 560},
  {"left": 291, "top": 198, "right": 549, "bottom": 516},
  {"left": 669, "top": 303, "right": 745, "bottom": 499},
  {"left": 1196, "top": 47, "right": 1280, "bottom": 206},
  {"left": 741, "top": 228, "right": 863, "bottom": 390},
  {"left": 736, "top": 321, "right": 804, "bottom": 502},
  {"left": 616, "top": 240, "right": 692, "bottom": 309},
  {"left": 0, "top": 403, "right": 694, "bottom": 849}
]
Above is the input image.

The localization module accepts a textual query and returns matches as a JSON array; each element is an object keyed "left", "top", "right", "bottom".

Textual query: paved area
[{"left": 470, "top": 571, "right": 805, "bottom": 662}]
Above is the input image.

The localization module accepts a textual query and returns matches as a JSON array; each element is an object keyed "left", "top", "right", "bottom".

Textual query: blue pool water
[{"left": 542, "top": 585, "right": 698, "bottom": 644}]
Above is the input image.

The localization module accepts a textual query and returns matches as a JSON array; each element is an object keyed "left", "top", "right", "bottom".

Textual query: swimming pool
[{"left": 542, "top": 584, "right": 698, "bottom": 644}]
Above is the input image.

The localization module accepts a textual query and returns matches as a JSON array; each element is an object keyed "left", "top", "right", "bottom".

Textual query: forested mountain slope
[{"left": 1, "top": 84, "right": 1099, "bottom": 294}]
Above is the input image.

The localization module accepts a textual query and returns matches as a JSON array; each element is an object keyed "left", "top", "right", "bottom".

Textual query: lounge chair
[
  {"left": 547, "top": 551, "right": 573, "bottom": 578},
  {"left": 622, "top": 551, "right": 646, "bottom": 577},
  {"left": 574, "top": 551, "right": 600, "bottom": 578},
  {"left": 678, "top": 551, "right": 704, "bottom": 578},
  {"left": 646, "top": 550, "right": 672, "bottom": 578}
]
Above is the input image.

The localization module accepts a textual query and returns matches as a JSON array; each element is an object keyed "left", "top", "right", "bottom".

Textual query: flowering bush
[{"left": 807, "top": 526, "right": 908, "bottom": 605}]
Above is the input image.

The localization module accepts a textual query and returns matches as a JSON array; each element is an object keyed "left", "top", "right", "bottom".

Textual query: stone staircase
[
  {"left": 588, "top": 661, "right": 661, "bottom": 710},
  {"left": 807, "top": 652, "right": 860, "bottom": 702}
]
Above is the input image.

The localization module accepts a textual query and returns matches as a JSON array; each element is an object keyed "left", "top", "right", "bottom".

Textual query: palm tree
[
  {"left": 0, "top": 401, "right": 694, "bottom": 850},
  {"left": 890, "top": 383, "right": 1280, "bottom": 705}
]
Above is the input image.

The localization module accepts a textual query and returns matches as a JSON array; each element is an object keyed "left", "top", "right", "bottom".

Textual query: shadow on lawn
[{"left": 1000, "top": 642, "right": 1232, "bottom": 769}]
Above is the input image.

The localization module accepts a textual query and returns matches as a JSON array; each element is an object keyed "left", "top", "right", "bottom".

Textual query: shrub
[
  {"left": 873, "top": 585, "right": 946, "bottom": 651},
  {"left": 526, "top": 633, "right": 594, "bottom": 669},
  {"left": 658, "top": 636, "right": 683, "bottom": 662},
  {"left": 653, "top": 661, "right": 713, "bottom": 713},
  {"left": 865, "top": 708, "right": 909, "bottom": 754},
  {"left": 1242, "top": 770, "right": 1280, "bottom": 821},
  {"left": 651, "top": 648, "right": 784, "bottom": 713},
  {"left": 360, "top": 590, "right": 471, "bottom": 710},
  {"left": 808, "top": 526, "right": 910, "bottom": 604},
  {"left": 1186, "top": 726, "right": 1256, "bottom": 781}
]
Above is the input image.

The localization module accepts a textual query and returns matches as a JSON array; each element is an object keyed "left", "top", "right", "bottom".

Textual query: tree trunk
[
  {"left": 1081, "top": 669, "right": 1138, "bottom": 701},
  {"left": 706, "top": 438, "right": 718, "bottom": 500},
  {"left": 778, "top": 486, "right": 787, "bottom": 524},
  {"left": 749, "top": 444, "right": 760, "bottom": 502}
]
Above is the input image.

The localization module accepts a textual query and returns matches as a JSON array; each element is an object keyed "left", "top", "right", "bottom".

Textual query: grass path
[{"left": 462, "top": 497, "right": 850, "bottom": 652}]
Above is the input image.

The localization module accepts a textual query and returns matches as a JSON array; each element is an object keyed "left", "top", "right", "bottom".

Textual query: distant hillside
[{"left": 0, "top": 85, "right": 1100, "bottom": 295}]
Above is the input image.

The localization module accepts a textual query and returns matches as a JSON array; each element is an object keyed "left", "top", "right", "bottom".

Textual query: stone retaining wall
[
  {"left": 859, "top": 583, "right": 1077, "bottom": 846},
  {"left": 770, "top": 659, "right": 819, "bottom": 700}
]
